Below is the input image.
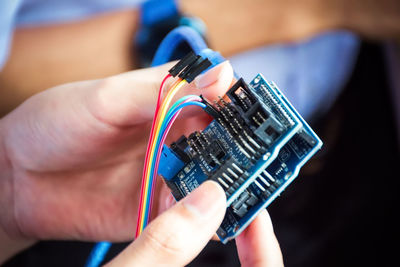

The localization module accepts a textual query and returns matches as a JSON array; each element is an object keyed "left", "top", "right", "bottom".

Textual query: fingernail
[
  {"left": 182, "top": 181, "right": 226, "bottom": 217},
  {"left": 195, "top": 61, "right": 231, "bottom": 88}
]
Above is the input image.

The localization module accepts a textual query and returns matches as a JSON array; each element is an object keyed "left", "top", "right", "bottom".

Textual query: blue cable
[
  {"left": 151, "top": 26, "right": 208, "bottom": 67},
  {"left": 85, "top": 241, "right": 112, "bottom": 267}
]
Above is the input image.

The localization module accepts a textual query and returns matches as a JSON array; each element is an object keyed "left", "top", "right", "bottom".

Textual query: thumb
[
  {"left": 106, "top": 181, "right": 226, "bottom": 267},
  {"left": 88, "top": 60, "right": 234, "bottom": 127}
]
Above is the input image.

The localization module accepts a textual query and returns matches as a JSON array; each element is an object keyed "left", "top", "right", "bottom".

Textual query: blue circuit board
[{"left": 158, "top": 74, "right": 322, "bottom": 243}]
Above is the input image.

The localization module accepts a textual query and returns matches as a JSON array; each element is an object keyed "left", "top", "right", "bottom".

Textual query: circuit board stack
[{"left": 159, "top": 74, "right": 322, "bottom": 243}]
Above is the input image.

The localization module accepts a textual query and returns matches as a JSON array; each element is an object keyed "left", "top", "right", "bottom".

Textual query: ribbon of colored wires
[
  {"left": 140, "top": 73, "right": 172, "bottom": 186},
  {"left": 136, "top": 78, "right": 189, "bottom": 237},
  {"left": 136, "top": 74, "right": 171, "bottom": 235},
  {"left": 146, "top": 96, "right": 205, "bottom": 223}
]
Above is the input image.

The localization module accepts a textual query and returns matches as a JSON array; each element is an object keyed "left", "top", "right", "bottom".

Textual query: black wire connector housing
[{"left": 168, "top": 52, "right": 212, "bottom": 83}]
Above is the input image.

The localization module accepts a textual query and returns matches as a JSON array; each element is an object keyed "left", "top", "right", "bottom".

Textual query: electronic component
[{"left": 159, "top": 74, "right": 322, "bottom": 243}]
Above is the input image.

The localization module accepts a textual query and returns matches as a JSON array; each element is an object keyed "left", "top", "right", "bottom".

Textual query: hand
[
  {"left": 0, "top": 61, "right": 233, "bottom": 243},
  {"left": 106, "top": 181, "right": 284, "bottom": 267}
]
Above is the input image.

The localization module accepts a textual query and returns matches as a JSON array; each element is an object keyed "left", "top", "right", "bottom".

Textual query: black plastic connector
[
  {"left": 177, "top": 55, "right": 203, "bottom": 79},
  {"left": 171, "top": 136, "right": 191, "bottom": 163},
  {"left": 184, "top": 58, "right": 212, "bottom": 83},
  {"left": 226, "top": 78, "right": 258, "bottom": 112},
  {"left": 168, "top": 51, "right": 198, "bottom": 77},
  {"left": 200, "top": 95, "right": 221, "bottom": 119},
  {"left": 168, "top": 52, "right": 212, "bottom": 83}
]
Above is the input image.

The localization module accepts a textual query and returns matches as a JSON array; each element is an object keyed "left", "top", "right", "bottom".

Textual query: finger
[
  {"left": 106, "top": 181, "right": 226, "bottom": 267},
  {"left": 236, "top": 210, "right": 284, "bottom": 267},
  {"left": 87, "top": 60, "right": 234, "bottom": 127},
  {"left": 2, "top": 61, "right": 233, "bottom": 171},
  {"left": 151, "top": 178, "right": 176, "bottom": 218}
]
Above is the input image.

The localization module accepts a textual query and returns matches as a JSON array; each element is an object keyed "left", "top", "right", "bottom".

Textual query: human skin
[
  {"left": 106, "top": 181, "right": 283, "bottom": 267},
  {"left": 0, "top": 61, "right": 234, "bottom": 263},
  {"left": 0, "top": 60, "right": 284, "bottom": 266}
]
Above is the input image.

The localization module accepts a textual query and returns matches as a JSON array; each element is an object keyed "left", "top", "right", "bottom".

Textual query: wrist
[{"left": 0, "top": 118, "right": 35, "bottom": 264}]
